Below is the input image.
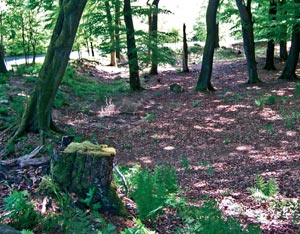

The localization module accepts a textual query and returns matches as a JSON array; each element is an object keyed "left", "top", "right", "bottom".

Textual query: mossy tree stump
[{"left": 51, "top": 141, "right": 126, "bottom": 215}]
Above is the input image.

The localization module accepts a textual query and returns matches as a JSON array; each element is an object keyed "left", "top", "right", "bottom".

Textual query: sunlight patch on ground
[
  {"left": 256, "top": 108, "right": 282, "bottom": 121},
  {"left": 193, "top": 125, "right": 224, "bottom": 133},
  {"left": 139, "top": 157, "right": 153, "bottom": 164},
  {"left": 163, "top": 146, "right": 175, "bottom": 151}
]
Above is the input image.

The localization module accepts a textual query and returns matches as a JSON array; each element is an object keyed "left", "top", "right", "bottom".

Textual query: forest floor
[{"left": 1, "top": 54, "right": 300, "bottom": 233}]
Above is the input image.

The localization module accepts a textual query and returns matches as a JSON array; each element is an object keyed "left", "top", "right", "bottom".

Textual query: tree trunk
[
  {"left": 182, "top": 23, "right": 189, "bottom": 73},
  {"left": 195, "top": 0, "right": 219, "bottom": 91},
  {"left": 279, "top": 23, "right": 300, "bottom": 80},
  {"left": 13, "top": 0, "right": 88, "bottom": 138},
  {"left": 278, "top": 0, "right": 288, "bottom": 60},
  {"left": 280, "top": 40, "right": 288, "bottom": 60},
  {"left": 264, "top": 40, "right": 276, "bottom": 70},
  {"left": 0, "top": 44, "right": 7, "bottom": 74},
  {"left": 215, "top": 22, "right": 220, "bottom": 48},
  {"left": 279, "top": 0, "right": 300, "bottom": 80},
  {"left": 115, "top": 0, "right": 121, "bottom": 61},
  {"left": 124, "top": 0, "right": 142, "bottom": 90},
  {"left": 149, "top": 0, "right": 160, "bottom": 75},
  {"left": 90, "top": 41, "right": 95, "bottom": 57},
  {"left": 51, "top": 141, "right": 126, "bottom": 215},
  {"left": 235, "top": 0, "right": 261, "bottom": 84},
  {"left": 264, "top": 0, "right": 277, "bottom": 70},
  {"left": 105, "top": 0, "right": 117, "bottom": 66}
]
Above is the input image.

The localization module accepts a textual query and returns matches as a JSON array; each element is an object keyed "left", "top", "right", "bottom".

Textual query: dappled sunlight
[
  {"left": 193, "top": 125, "right": 223, "bottom": 133},
  {"left": 255, "top": 108, "right": 282, "bottom": 121}
]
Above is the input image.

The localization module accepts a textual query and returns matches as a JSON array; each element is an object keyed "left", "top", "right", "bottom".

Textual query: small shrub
[
  {"left": 0, "top": 190, "right": 39, "bottom": 230},
  {"left": 121, "top": 218, "right": 155, "bottom": 234}
]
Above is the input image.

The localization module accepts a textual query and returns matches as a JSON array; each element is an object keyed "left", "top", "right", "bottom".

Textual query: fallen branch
[{"left": 0, "top": 145, "right": 47, "bottom": 168}]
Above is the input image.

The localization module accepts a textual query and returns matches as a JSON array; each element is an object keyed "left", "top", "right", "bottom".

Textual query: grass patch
[{"left": 61, "top": 66, "right": 129, "bottom": 102}]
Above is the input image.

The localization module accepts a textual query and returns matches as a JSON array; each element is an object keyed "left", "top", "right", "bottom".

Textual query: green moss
[
  {"left": 63, "top": 141, "right": 116, "bottom": 156},
  {"left": 106, "top": 183, "right": 127, "bottom": 217}
]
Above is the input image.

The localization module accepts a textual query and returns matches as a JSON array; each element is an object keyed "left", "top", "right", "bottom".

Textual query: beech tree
[
  {"left": 148, "top": 0, "right": 160, "bottom": 75},
  {"left": 235, "top": 0, "right": 261, "bottom": 84},
  {"left": 124, "top": 0, "right": 142, "bottom": 90},
  {"left": 195, "top": 0, "right": 219, "bottom": 91},
  {"left": 13, "top": 0, "right": 88, "bottom": 138},
  {"left": 264, "top": 0, "right": 277, "bottom": 71},
  {"left": 279, "top": 0, "right": 300, "bottom": 80}
]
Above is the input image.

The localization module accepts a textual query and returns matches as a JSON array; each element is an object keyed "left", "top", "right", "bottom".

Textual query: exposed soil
[{"left": 1, "top": 56, "right": 300, "bottom": 233}]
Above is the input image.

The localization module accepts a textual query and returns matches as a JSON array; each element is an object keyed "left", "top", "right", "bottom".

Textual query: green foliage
[
  {"left": 80, "top": 187, "right": 102, "bottom": 210},
  {"left": 144, "top": 112, "right": 156, "bottom": 121},
  {"left": 14, "top": 63, "right": 42, "bottom": 76},
  {"left": 113, "top": 164, "right": 141, "bottom": 193},
  {"left": 21, "top": 230, "right": 33, "bottom": 234},
  {"left": 0, "top": 190, "right": 40, "bottom": 230},
  {"left": 62, "top": 65, "right": 129, "bottom": 101},
  {"left": 254, "top": 94, "right": 277, "bottom": 110},
  {"left": 281, "top": 111, "right": 300, "bottom": 129},
  {"left": 294, "top": 83, "right": 300, "bottom": 97},
  {"left": 132, "top": 165, "right": 178, "bottom": 221},
  {"left": 192, "top": 100, "right": 200, "bottom": 108},
  {"left": 121, "top": 218, "right": 155, "bottom": 234},
  {"left": 177, "top": 199, "right": 261, "bottom": 234},
  {"left": 189, "top": 43, "right": 203, "bottom": 54},
  {"left": 180, "top": 156, "right": 190, "bottom": 172},
  {"left": 249, "top": 176, "right": 279, "bottom": 200}
]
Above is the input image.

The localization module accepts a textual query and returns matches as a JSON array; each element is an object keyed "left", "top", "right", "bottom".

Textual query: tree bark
[
  {"left": 105, "top": 0, "right": 117, "bottom": 66},
  {"left": 235, "top": 0, "right": 261, "bottom": 84},
  {"left": 264, "top": 0, "right": 277, "bottom": 70},
  {"left": 149, "top": 0, "right": 160, "bottom": 75},
  {"left": 124, "top": 0, "right": 142, "bottom": 90},
  {"left": 115, "top": 0, "right": 121, "bottom": 61},
  {"left": 13, "top": 0, "right": 88, "bottom": 138},
  {"left": 51, "top": 141, "right": 126, "bottom": 215},
  {"left": 0, "top": 44, "right": 7, "bottom": 74},
  {"left": 278, "top": 0, "right": 288, "bottom": 60},
  {"left": 279, "top": 25, "right": 300, "bottom": 80},
  {"left": 280, "top": 40, "right": 288, "bottom": 60},
  {"left": 182, "top": 23, "right": 189, "bottom": 73},
  {"left": 195, "top": 0, "right": 219, "bottom": 91},
  {"left": 264, "top": 39, "right": 276, "bottom": 70}
]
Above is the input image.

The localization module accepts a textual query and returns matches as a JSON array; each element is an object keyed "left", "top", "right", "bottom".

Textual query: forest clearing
[
  {"left": 1, "top": 0, "right": 300, "bottom": 233},
  {"left": 1, "top": 52, "right": 300, "bottom": 233}
]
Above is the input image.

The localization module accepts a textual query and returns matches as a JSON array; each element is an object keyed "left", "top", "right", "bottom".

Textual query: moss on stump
[{"left": 51, "top": 141, "right": 126, "bottom": 216}]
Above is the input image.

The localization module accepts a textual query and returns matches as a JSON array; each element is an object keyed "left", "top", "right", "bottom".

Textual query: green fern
[
  {"left": 132, "top": 165, "right": 178, "bottom": 221},
  {"left": 1, "top": 190, "right": 39, "bottom": 230},
  {"left": 249, "top": 176, "right": 279, "bottom": 200}
]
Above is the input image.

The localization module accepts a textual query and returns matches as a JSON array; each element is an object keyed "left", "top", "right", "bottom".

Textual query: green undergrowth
[
  {"left": 61, "top": 65, "right": 129, "bottom": 103},
  {"left": 4, "top": 164, "right": 300, "bottom": 233}
]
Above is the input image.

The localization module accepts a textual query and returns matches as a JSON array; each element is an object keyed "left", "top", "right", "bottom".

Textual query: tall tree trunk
[
  {"left": 149, "top": 0, "right": 159, "bottom": 75},
  {"left": 115, "top": 0, "right": 121, "bottom": 61},
  {"left": 0, "top": 12, "right": 7, "bottom": 73},
  {"left": 279, "top": 0, "right": 300, "bottom": 80},
  {"left": 215, "top": 22, "right": 220, "bottom": 48},
  {"left": 195, "top": 0, "right": 219, "bottom": 91},
  {"left": 280, "top": 40, "right": 288, "bottom": 60},
  {"left": 90, "top": 41, "right": 95, "bottom": 57},
  {"left": 264, "top": 40, "right": 276, "bottom": 70},
  {"left": 13, "top": 0, "right": 88, "bottom": 138},
  {"left": 278, "top": 0, "right": 288, "bottom": 60},
  {"left": 124, "top": 0, "right": 142, "bottom": 90},
  {"left": 105, "top": 0, "right": 117, "bottom": 66},
  {"left": 235, "top": 0, "right": 261, "bottom": 84},
  {"left": 0, "top": 44, "right": 7, "bottom": 74},
  {"left": 264, "top": 0, "right": 277, "bottom": 70},
  {"left": 182, "top": 23, "right": 189, "bottom": 72}
]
